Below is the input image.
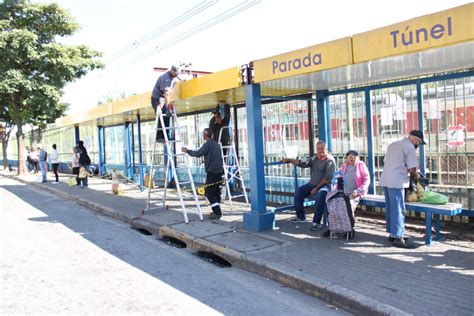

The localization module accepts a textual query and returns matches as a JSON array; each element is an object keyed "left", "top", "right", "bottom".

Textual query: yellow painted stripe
[
  {"left": 353, "top": 3, "right": 474, "bottom": 63},
  {"left": 253, "top": 37, "right": 353, "bottom": 83}
]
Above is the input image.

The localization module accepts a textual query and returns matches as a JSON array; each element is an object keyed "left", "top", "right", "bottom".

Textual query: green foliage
[{"left": 0, "top": 0, "right": 104, "bottom": 173}]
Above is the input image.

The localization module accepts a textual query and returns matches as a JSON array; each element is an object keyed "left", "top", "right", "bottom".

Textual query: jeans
[
  {"left": 294, "top": 182, "right": 329, "bottom": 223},
  {"left": 384, "top": 187, "right": 406, "bottom": 238},
  {"left": 39, "top": 161, "right": 47, "bottom": 181}
]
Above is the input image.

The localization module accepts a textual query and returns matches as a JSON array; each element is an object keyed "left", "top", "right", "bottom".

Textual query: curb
[{"left": 3, "top": 174, "right": 410, "bottom": 316}]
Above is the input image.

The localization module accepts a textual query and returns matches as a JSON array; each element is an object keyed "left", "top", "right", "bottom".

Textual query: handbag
[{"left": 78, "top": 166, "right": 88, "bottom": 179}]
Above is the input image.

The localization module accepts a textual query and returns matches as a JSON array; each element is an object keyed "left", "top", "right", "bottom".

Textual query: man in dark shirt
[
  {"left": 151, "top": 65, "right": 180, "bottom": 141},
  {"left": 282, "top": 141, "right": 336, "bottom": 231},
  {"left": 209, "top": 103, "right": 231, "bottom": 152},
  {"left": 182, "top": 128, "right": 224, "bottom": 220}
]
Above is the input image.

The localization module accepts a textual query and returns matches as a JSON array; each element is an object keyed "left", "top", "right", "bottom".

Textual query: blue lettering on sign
[
  {"left": 272, "top": 52, "right": 322, "bottom": 74},
  {"left": 390, "top": 16, "right": 452, "bottom": 48}
]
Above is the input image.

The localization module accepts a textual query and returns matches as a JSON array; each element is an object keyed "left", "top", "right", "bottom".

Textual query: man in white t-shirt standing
[{"left": 379, "top": 130, "right": 426, "bottom": 248}]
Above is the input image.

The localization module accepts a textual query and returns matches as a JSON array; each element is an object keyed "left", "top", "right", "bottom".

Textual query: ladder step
[
  {"left": 220, "top": 145, "right": 233, "bottom": 148},
  {"left": 230, "top": 194, "right": 246, "bottom": 198},
  {"left": 177, "top": 181, "right": 192, "bottom": 186}
]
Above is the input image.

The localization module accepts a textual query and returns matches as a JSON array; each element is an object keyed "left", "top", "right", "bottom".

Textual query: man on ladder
[
  {"left": 182, "top": 128, "right": 224, "bottom": 220},
  {"left": 209, "top": 103, "right": 231, "bottom": 154}
]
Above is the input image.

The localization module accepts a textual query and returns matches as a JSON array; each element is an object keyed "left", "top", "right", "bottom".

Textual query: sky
[{"left": 35, "top": 0, "right": 472, "bottom": 115}]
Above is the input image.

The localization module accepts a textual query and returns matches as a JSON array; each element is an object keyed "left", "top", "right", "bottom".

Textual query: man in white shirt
[
  {"left": 50, "top": 144, "right": 60, "bottom": 184},
  {"left": 379, "top": 130, "right": 426, "bottom": 248}
]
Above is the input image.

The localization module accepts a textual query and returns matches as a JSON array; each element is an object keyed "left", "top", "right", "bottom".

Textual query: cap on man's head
[
  {"left": 170, "top": 65, "right": 181, "bottom": 75},
  {"left": 346, "top": 150, "right": 359, "bottom": 157},
  {"left": 409, "top": 130, "right": 426, "bottom": 144}
]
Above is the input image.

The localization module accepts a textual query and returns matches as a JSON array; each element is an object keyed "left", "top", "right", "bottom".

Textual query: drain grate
[
  {"left": 194, "top": 251, "right": 232, "bottom": 268},
  {"left": 161, "top": 236, "right": 187, "bottom": 248},
  {"left": 131, "top": 227, "right": 152, "bottom": 236}
]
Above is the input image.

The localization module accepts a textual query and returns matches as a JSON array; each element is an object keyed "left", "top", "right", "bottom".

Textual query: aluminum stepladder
[
  {"left": 145, "top": 105, "right": 203, "bottom": 223},
  {"left": 218, "top": 126, "right": 249, "bottom": 208}
]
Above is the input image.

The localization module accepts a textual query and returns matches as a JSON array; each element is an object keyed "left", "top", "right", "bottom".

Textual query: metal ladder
[
  {"left": 218, "top": 126, "right": 249, "bottom": 207},
  {"left": 145, "top": 106, "right": 203, "bottom": 223}
]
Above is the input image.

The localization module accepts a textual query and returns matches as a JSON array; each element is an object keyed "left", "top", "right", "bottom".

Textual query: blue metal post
[
  {"left": 97, "top": 125, "right": 105, "bottom": 176},
  {"left": 136, "top": 115, "right": 145, "bottom": 191},
  {"left": 74, "top": 125, "right": 80, "bottom": 145},
  {"left": 365, "top": 89, "right": 376, "bottom": 194},
  {"left": 243, "top": 84, "right": 275, "bottom": 232},
  {"left": 316, "top": 90, "right": 332, "bottom": 152},
  {"left": 416, "top": 79, "right": 426, "bottom": 174},
  {"left": 124, "top": 122, "right": 133, "bottom": 179}
]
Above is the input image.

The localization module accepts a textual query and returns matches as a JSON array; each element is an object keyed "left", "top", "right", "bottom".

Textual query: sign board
[
  {"left": 447, "top": 125, "right": 465, "bottom": 146},
  {"left": 253, "top": 37, "right": 352, "bottom": 83},
  {"left": 352, "top": 3, "right": 474, "bottom": 63},
  {"left": 381, "top": 107, "right": 393, "bottom": 126},
  {"left": 394, "top": 100, "right": 407, "bottom": 121}
]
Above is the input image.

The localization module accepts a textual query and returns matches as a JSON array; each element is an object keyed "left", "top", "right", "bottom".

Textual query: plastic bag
[
  {"left": 68, "top": 177, "right": 76, "bottom": 186},
  {"left": 418, "top": 191, "right": 449, "bottom": 204}
]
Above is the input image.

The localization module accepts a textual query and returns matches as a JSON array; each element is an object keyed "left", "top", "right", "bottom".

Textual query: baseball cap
[
  {"left": 346, "top": 150, "right": 359, "bottom": 157},
  {"left": 409, "top": 130, "right": 427, "bottom": 144},
  {"left": 170, "top": 65, "right": 181, "bottom": 75}
]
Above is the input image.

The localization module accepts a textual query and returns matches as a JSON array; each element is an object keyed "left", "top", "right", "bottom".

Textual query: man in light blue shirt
[{"left": 379, "top": 130, "right": 425, "bottom": 248}]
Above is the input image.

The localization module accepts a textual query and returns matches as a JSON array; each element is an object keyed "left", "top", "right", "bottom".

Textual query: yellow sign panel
[
  {"left": 353, "top": 3, "right": 474, "bottom": 63},
  {"left": 179, "top": 67, "right": 242, "bottom": 100},
  {"left": 253, "top": 37, "right": 352, "bottom": 83}
]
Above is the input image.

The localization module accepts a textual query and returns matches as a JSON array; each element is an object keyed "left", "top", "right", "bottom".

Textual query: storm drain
[
  {"left": 161, "top": 236, "right": 187, "bottom": 248},
  {"left": 131, "top": 227, "right": 153, "bottom": 236},
  {"left": 194, "top": 251, "right": 232, "bottom": 268}
]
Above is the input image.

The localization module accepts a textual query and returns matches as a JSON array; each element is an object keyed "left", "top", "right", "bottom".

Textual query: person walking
[
  {"left": 50, "top": 144, "right": 60, "bottom": 184},
  {"left": 77, "top": 140, "right": 91, "bottom": 189},
  {"left": 72, "top": 147, "right": 81, "bottom": 186},
  {"left": 182, "top": 128, "right": 224, "bottom": 219},
  {"left": 37, "top": 144, "right": 48, "bottom": 183},
  {"left": 379, "top": 130, "right": 425, "bottom": 248},
  {"left": 282, "top": 140, "right": 336, "bottom": 231}
]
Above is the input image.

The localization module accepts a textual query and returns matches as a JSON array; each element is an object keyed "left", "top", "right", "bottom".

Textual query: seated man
[{"left": 282, "top": 141, "right": 336, "bottom": 231}]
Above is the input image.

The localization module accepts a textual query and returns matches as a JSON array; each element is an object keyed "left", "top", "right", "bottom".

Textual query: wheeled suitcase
[{"left": 325, "top": 190, "right": 355, "bottom": 240}]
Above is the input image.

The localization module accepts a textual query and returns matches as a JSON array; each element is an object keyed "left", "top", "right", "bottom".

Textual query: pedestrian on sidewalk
[
  {"left": 29, "top": 147, "right": 39, "bottom": 173},
  {"left": 50, "top": 144, "right": 60, "bottom": 184},
  {"left": 282, "top": 140, "right": 336, "bottom": 231},
  {"left": 72, "top": 146, "right": 81, "bottom": 186},
  {"left": 77, "top": 140, "right": 91, "bottom": 189},
  {"left": 379, "top": 130, "right": 425, "bottom": 248},
  {"left": 25, "top": 146, "right": 32, "bottom": 172},
  {"left": 341, "top": 150, "right": 370, "bottom": 212},
  {"left": 37, "top": 144, "right": 48, "bottom": 183},
  {"left": 182, "top": 128, "right": 224, "bottom": 220}
]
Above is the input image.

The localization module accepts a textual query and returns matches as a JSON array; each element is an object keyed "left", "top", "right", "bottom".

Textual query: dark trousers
[
  {"left": 205, "top": 171, "right": 223, "bottom": 215},
  {"left": 151, "top": 97, "right": 171, "bottom": 141},
  {"left": 72, "top": 167, "right": 80, "bottom": 185},
  {"left": 52, "top": 163, "right": 59, "bottom": 182},
  {"left": 294, "top": 182, "right": 329, "bottom": 223}
]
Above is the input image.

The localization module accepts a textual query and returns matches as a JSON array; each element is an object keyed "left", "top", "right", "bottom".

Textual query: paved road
[{"left": 0, "top": 177, "right": 348, "bottom": 315}]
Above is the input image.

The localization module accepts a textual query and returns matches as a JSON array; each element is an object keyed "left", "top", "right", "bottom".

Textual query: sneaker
[
  {"left": 310, "top": 223, "right": 323, "bottom": 231},
  {"left": 289, "top": 217, "right": 306, "bottom": 224},
  {"left": 207, "top": 213, "right": 221, "bottom": 220},
  {"left": 392, "top": 238, "right": 416, "bottom": 249},
  {"left": 52, "top": 181, "right": 59, "bottom": 185},
  {"left": 388, "top": 236, "right": 408, "bottom": 242},
  {"left": 41, "top": 180, "right": 47, "bottom": 183},
  {"left": 322, "top": 230, "right": 331, "bottom": 238}
]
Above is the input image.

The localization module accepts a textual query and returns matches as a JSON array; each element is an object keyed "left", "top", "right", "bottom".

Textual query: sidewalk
[{"left": 2, "top": 171, "right": 473, "bottom": 315}]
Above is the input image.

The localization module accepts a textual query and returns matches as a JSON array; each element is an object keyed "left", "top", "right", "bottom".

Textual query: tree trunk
[
  {"left": 2, "top": 138, "right": 8, "bottom": 170},
  {"left": 15, "top": 122, "right": 26, "bottom": 175}
]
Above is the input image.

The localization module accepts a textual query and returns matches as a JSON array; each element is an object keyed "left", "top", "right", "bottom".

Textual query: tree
[
  {"left": 0, "top": 0, "right": 103, "bottom": 174},
  {"left": 0, "top": 98, "right": 15, "bottom": 170}
]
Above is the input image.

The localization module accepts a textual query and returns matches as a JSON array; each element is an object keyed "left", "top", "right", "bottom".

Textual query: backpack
[{"left": 326, "top": 190, "right": 355, "bottom": 239}]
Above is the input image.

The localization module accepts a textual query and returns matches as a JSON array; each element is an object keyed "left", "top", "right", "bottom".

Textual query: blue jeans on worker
[
  {"left": 294, "top": 182, "right": 329, "bottom": 223},
  {"left": 39, "top": 160, "right": 47, "bottom": 182},
  {"left": 383, "top": 187, "right": 406, "bottom": 238}
]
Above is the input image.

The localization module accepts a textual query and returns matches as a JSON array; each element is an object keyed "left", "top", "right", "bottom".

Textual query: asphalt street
[{"left": 0, "top": 177, "right": 348, "bottom": 315}]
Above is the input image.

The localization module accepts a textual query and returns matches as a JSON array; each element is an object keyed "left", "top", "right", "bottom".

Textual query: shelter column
[
  {"left": 364, "top": 89, "right": 375, "bottom": 194},
  {"left": 97, "top": 125, "right": 105, "bottom": 176},
  {"left": 316, "top": 90, "right": 332, "bottom": 152},
  {"left": 243, "top": 84, "right": 275, "bottom": 232},
  {"left": 124, "top": 122, "right": 133, "bottom": 179},
  {"left": 74, "top": 125, "right": 80, "bottom": 145},
  {"left": 416, "top": 79, "right": 426, "bottom": 174},
  {"left": 136, "top": 115, "right": 145, "bottom": 191}
]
